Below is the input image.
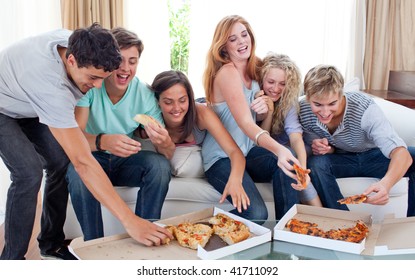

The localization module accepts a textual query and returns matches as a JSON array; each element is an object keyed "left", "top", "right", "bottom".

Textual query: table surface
[
  {"left": 364, "top": 89, "right": 415, "bottom": 109},
  {"left": 70, "top": 219, "right": 415, "bottom": 260},
  {"left": 221, "top": 240, "right": 415, "bottom": 260}
]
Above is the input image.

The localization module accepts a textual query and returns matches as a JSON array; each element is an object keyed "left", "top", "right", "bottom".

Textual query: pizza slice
[
  {"left": 355, "top": 220, "right": 369, "bottom": 234},
  {"left": 133, "top": 114, "right": 160, "bottom": 127},
  {"left": 288, "top": 224, "right": 327, "bottom": 237},
  {"left": 292, "top": 163, "right": 311, "bottom": 189},
  {"left": 285, "top": 218, "right": 369, "bottom": 243},
  {"left": 208, "top": 213, "right": 233, "bottom": 225},
  {"left": 209, "top": 213, "right": 251, "bottom": 245},
  {"left": 161, "top": 225, "right": 176, "bottom": 245},
  {"left": 337, "top": 194, "right": 368, "bottom": 204},
  {"left": 326, "top": 220, "right": 368, "bottom": 243},
  {"left": 286, "top": 218, "right": 318, "bottom": 229},
  {"left": 173, "top": 223, "right": 213, "bottom": 250},
  {"left": 285, "top": 218, "right": 326, "bottom": 237},
  {"left": 216, "top": 228, "right": 251, "bottom": 245}
]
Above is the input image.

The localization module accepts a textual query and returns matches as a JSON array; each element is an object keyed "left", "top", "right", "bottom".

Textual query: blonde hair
[
  {"left": 303, "top": 65, "right": 344, "bottom": 100},
  {"left": 203, "top": 15, "right": 262, "bottom": 103},
  {"left": 260, "top": 53, "right": 301, "bottom": 136}
]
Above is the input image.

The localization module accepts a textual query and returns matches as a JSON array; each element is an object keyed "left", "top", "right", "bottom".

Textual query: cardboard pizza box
[
  {"left": 274, "top": 204, "right": 415, "bottom": 257},
  {"left": 273, "top": 204, "right": 371, "bottom": 254},
  {"left": 371, "top": 216, "right": 415, "bottom": 256},
  {"left": 69, "top": 207, "right": 271, "bottom": 260}
]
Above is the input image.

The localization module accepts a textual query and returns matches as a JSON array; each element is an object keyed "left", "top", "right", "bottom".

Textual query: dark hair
[
  {"left": 66, "top": 22, "right": 122, "bottom": 72},
  {"left": 151, "top": 70, "right": 197, "bottom": 143},
  {"left": 111, "top": 27, "right": 144, "bottom": 57}
]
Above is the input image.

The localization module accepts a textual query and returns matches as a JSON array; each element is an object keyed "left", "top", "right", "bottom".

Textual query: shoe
[{"left": 40, "top": 246, "right": 78, "bottom": 260}]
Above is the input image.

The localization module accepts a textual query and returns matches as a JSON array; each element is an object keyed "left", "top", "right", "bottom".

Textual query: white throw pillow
[{"left": 170, "top": 145, "right": 205, "bottom": 178}]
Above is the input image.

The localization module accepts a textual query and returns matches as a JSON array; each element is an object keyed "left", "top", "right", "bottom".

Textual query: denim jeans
[
  {"left": 308, "top": 147, "right": 415, "bottom": 216},
  {"left": 0, "top": 114, "right": 70, "bottom": 259},
  {"left": 246, "top": 146, "right": 299, "bottom": 219},
  {"left": 66, "top": 150, "right": 171, "bottom": 241},
  {"left": 205, "top": 146, "right": 299, "bottom": 221}
]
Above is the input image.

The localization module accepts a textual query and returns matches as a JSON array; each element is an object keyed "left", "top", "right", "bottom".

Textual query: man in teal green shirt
[{"left": 66, "top": 27, "right": 175, "bottom": 241}]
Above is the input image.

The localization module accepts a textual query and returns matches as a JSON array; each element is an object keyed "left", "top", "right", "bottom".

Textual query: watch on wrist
[{"left": 95, "top": 133, "right": 105, "bottom": 151}]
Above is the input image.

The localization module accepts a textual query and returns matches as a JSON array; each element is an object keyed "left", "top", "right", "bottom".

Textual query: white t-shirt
[{"left": 0, "top": 29, "right": 83, "bottom": 128}]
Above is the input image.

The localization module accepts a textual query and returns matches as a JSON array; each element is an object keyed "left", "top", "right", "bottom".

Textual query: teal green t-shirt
[{"left": 77, "top": 76, "right": 163, "bottom": 137}]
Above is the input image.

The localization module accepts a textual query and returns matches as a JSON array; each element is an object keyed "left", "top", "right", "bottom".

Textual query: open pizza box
[
  {"left": 69, "top": 207, "right": 271, "bottom": 260},
  {"left": 273, "top": 204, "right": 415, "bottom": 256}
]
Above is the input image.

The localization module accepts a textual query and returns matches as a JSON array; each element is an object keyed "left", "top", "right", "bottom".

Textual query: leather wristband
[{"left": 95, "top": 133, "right": 105, "bottom": 151}]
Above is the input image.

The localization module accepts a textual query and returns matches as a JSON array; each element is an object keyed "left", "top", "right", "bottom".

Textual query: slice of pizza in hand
[
  {"left": 133, "top": 114, "right": 160, "bottom": 127},
  {"left": 337, "top": 194, "right": 368, "bottom": 204},
  {"left": 292, "top": 163, "right": 311, "bottom": 189}
]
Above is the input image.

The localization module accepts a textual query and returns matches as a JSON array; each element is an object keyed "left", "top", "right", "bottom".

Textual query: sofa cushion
[
  {"left": 170, "top": 146, "right": 204, "bottom": 178},
  {"left": 166, "top": 177, "right": 274, "bottom": 203},
  {"left": 371, "top": 97, "right": 415, "bottom": 146}
]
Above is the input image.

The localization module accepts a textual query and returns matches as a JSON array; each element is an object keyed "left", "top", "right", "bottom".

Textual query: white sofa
[{"left": 62, "top": 94, "right": 415, "bottom": 240}]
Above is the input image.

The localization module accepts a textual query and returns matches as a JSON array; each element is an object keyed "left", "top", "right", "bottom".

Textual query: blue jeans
[
  {"left": 308, "top": 147, "right": 415, "bottom": 216},
  {"left": 66, "top": 150, "right": 171, "bottom": 241},
  {"left": 0, "top": 114, "right": 70, "bottom": 259},
  {"left": 246, "top": 146, "right": 299, "bottom": 219},
  {"left": 205, "top": 146, "right": 299, "bottom": 221}
]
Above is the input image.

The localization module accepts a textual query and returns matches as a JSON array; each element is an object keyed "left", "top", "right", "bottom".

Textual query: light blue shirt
[
  {"left": 77, "top": 76, "right": 163, "bottom": 138},
  {"left": 202, "top": 81, "right": 260, "bottom": 171}
]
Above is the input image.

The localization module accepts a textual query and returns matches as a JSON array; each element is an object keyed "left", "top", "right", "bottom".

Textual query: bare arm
[
  {"left": 214, "top": 64, "right": 299, "bottom": 178},
  {"left": 289, "top": 132, "right": 311, "bottom": 189},
  {"left": 197, "top": 104, "right": 249, "bottom": 212},
  {"left": 49, "top": 126, "right": 173, "bottom": 245},
  {"left": 365, "top": 147, "right": 413, "bottom": 205},
  {"left": 289, "top": 133, "right": 308, "bottom": 168},
  {"left": 254, "top": 90, "right": 274, "bottom": 130},
  {"left": 251, "top": 90, "right": 271, "bottom": 122}
]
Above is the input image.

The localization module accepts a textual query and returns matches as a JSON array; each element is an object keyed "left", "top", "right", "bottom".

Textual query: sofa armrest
[{"left": 372, "top": 96, "right": 415, "bottom": 146}]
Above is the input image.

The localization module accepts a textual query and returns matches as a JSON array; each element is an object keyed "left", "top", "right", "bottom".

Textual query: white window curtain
[
  {"left": 187, "top": 0, "right": 364, "bottom": 97},
  {"left": 0, "top": 0, "right": 61, "bottom": 50},
  {"left": 0, "top": 0, "right": 61, "bottom": 220},
  {"left": 123, "top": 0, "right": 171, "bottom": 85}
]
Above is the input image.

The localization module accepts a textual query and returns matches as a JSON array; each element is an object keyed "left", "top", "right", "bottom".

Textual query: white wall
[
  {"left": 0, "top": 0, "right": 61, "bottom": 49},
  {"left": 124, "top": 0, "right": 171, "bottom": 86}
]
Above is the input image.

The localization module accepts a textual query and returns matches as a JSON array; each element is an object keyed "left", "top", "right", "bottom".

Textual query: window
[
  {"left": 0, "top": 0, "right": 61, "bottom": 50},
  {"left": 123, "top": 0, "right": 363, "bottom": 96},
  {"left": 187, "top": 0, "right": 361, "bottom": 97}
]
